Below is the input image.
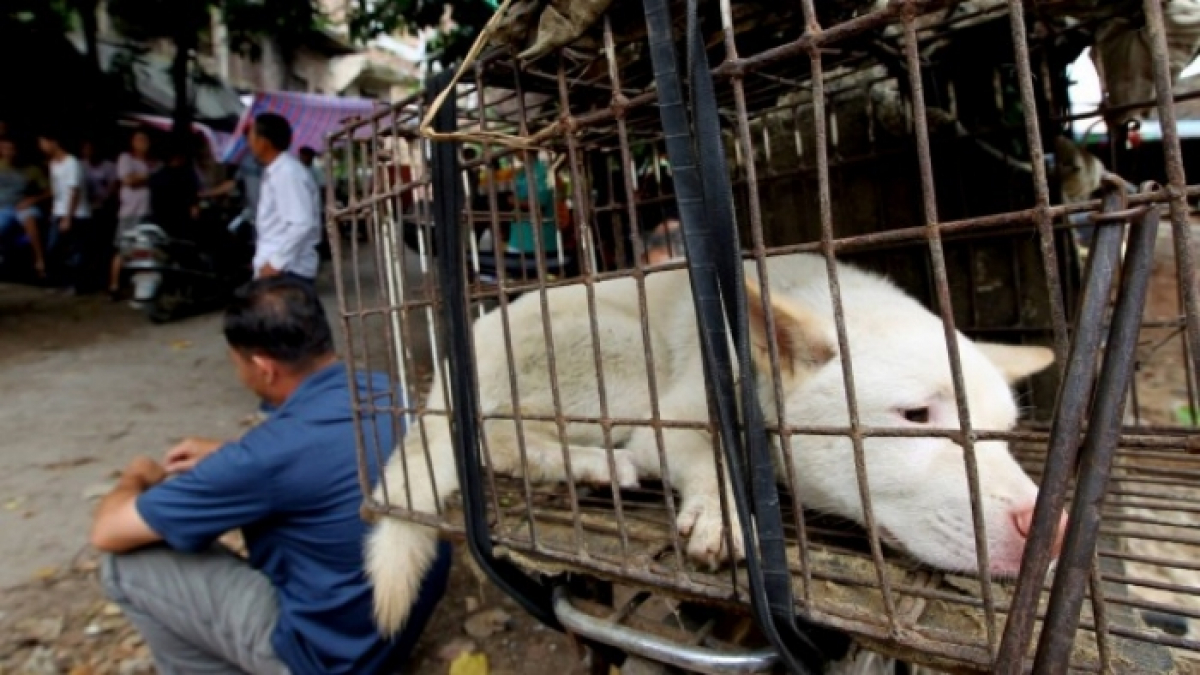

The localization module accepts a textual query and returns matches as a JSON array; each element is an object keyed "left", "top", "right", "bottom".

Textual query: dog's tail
[{"left": 366, "top": 424, "right": 459, "bottom": 636}]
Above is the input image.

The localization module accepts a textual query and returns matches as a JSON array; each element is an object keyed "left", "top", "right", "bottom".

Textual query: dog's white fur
[{"left": 366, "top": 253, "right": 1057, "bottom": 635}]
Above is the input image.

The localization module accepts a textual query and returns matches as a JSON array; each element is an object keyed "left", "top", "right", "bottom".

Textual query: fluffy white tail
[{"left": 366, "top": 424, "right": 460, "bottom": 635}]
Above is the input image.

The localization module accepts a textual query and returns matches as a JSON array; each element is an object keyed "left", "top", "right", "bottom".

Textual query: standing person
[
  {"left": 110, "top": 130, "right": 154, "bottom": 298},
  {"left": 90, "top": 275, "right": 451, "bottom": 674},
  {"left": 83, "top": 139, "right": 119, "bottom": 217},
  {"left": 297, "top": 146, "right": 330, "bottom": 261},
  {"left": 82, "top": 139, "right": 119, "bottom": 280},
  {"left": 36, "top": 130, "right": 91, "bottom": 293},
  {"left": 297, "top": 146, "right": 325, "bottom": 194},
  {"left": 193, "top": 134, "right": 226, "bottom": 194},
  {"left": 250, "top": 113, "right": 320, "bottom": 283},
  {"left": 0, "top": 136, "right": 47, "bottom": 279},
  {"left": 148, "top": 137, "right": 201, "bottom": 234}
]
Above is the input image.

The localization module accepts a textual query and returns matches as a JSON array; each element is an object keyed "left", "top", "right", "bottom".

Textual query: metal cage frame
[{"left": 327, "top": 0, "right": 1200, "bottom": 672}]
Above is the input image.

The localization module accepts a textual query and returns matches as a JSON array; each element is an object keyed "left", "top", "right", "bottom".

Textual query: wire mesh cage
[{"left": 327, "top": 0, "right": 1200, "bottom": 672}]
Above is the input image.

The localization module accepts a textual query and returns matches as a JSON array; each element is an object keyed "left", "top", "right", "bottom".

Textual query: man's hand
[
  {"left": 123, "top": 456, "right": 166, "bottom": 490},
  {"left": 164, "top": 437, "right": 223, "bottom": 474},
  {"left": 59, "top": 216, "right": 72, "bottom": 233},
  {"left": 258, "top": 263, "right": 281, "bottom": 278}
]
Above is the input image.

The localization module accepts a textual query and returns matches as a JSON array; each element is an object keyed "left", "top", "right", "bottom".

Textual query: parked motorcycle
[{"left": 118, "top": 202, "right": 255, "bottom": 324}]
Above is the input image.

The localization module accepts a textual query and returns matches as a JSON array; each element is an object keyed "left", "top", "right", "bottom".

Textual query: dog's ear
[
  {"left": 975, "top": 342, "right": 1055, "bottom": 384},
  {"left": 744, "top": 277, "right": 835, "bottom": 380}
]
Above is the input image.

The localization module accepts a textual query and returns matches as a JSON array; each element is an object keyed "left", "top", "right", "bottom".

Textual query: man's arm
[
  {"left": 90, "top": 457, "right": 166, "bottom": 553},
  {"left": 200, "top": 178, "right": 236, "bottom": 200}
]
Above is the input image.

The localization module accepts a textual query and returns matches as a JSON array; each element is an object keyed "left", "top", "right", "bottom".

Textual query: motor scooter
[{"left": 118, "top": 201, "right": 254, "bottom": 324}]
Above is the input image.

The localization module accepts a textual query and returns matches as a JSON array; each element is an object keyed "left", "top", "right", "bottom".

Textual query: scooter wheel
[{"left": 146, "top": 282, "right": 187, "bottom": 324}]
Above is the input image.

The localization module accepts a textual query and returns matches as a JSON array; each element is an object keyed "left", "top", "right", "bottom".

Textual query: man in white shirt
[
  {"left": 248, "top": 113, "right": 320, "bottom": 283},
  {"left": 37, "top": 130, "right": 93, "bottom": 292}
]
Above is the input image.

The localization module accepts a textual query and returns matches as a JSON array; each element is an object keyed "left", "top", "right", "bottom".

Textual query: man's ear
[
  {"left": 975, "top": 342, "right": 1056, "bottom": 384},
  {"left": 744, "top": 277, "right": 835, "bottom": 380},
  {"left": 251, "top": 354, "right": 277, "bottom": 383}
]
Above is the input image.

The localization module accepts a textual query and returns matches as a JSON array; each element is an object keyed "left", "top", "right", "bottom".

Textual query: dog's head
[{"left": 744, "top": 278, "right": 1063, "bottom": 576}]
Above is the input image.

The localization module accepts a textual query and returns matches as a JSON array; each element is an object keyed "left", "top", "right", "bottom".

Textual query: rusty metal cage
[{"left": 328, "top": 0, "right": 1200, "bottom": 672}]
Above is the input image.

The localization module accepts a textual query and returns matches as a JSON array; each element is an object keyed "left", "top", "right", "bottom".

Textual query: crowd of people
[{"left": 0, "top": 113, "right": 329, "bottom": 299}]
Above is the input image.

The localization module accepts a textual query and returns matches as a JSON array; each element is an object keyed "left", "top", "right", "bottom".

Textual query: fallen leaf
[
  {"left": 33, "top": 566, "right": 59, "bottom": 580},
  {"left": 102, "top": 603, "right": 123, "bottom": 617},
  {"left": 449, "top": 651, "right": 489, "bottom": 675},
  {"left": 4, "top": 496, "right": 26, "bottom": 511},
  {"left": 69, "top": 666, "right": 96, "bottom": 675},
  {"left": 41, "top": 457, "right": 99, "bottom": 470},
  {"left": 463, "top": 608, "right": 512, "bottom": 640},
  {"left": 169, "top": 340, "right": 192, "bottom": 350},
  {"left": 437, "top": 637, "right": 478, "bottom": 662}
]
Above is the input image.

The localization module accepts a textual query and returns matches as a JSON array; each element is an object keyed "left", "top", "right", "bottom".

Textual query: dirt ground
[
  {"left": 0, "top": 275, "right": 589, "bottom": 675},
  {"left": 2, "top": 225, "right": 1198, "bottom": 674}
]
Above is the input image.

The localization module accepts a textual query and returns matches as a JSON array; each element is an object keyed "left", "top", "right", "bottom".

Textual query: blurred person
[
  {"left": 82, "top": 139, "right": 119, "bottom": 261},
  {"left": 643, "top": 217, "right": 684, "bottom": 266},
  {"left": 83, "top": 139, "right": 119, "bottom": 216},
  {"left": 193, "top": 134, "right": 226, "bottom": 194},
  {"left": 110, "top": 129, "right": 155, "bottom": 298},
  {"left": 297, "top": 146, "right": 325, "bottom": 194},
  {"left": 149, "top": 137, "right": 201, "bottom": 234},
  {"left": 297, "top": 146, "right": 331, "bottom": 261},
  {"left": 250, "top": 113, "right": 320, "bottom": 284},
  {"left": 0, "top": 136, "right": 47, "bottom": 278},
  {"left": 91, "top": 275, "right": 451, "bottom": 674},
  {"left": 36, "top": 129, "right": 91, "bottom": 293}
]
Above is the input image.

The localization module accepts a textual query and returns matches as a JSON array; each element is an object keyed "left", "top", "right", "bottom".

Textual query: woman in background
[{"left": 109, "top": 129, "right": 155, "bottom": 299}]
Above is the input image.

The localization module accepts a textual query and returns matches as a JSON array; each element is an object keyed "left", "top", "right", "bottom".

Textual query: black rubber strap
[
  {"left": 428, "top": 69, "right": 561, "bottom": 630},
  {"left": 643, "top": 0, "right": 846, "bottom": 671}
]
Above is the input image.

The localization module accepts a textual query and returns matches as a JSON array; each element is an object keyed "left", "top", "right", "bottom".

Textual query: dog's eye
[{"left": 903, "top": 408, "right": 931, "bottom": 424}]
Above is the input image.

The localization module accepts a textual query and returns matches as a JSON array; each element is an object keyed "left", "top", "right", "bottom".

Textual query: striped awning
[{"left": 219, "top": 91, "right": 384, "bottom": 164}]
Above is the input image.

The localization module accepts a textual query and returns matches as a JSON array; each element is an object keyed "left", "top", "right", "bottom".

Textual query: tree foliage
[
  {"left": 347, "top": 0, "right": 498, "bottom": 67},
  {"left": 19, "top": 0, "right": 499, "bottom": 135}
]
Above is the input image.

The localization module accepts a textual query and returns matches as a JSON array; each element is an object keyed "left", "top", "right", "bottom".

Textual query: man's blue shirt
[{"left": 137, "top": 363, "right": 416, "bottom": 674}]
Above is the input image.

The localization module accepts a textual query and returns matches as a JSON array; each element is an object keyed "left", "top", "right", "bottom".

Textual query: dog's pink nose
[{"left": 1012, "top": 507, "right": 1069, "bottom": 557}]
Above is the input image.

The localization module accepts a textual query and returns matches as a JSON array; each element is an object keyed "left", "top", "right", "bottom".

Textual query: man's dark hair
[
  {"left": 298, "top": 146, "right": 316, "bottom": 160},
  {"left": 223, "top": 276, "right": 333, "bottom": 368},
  {"left": 253, "top": 113, "right": 293, "bottom": 152}
]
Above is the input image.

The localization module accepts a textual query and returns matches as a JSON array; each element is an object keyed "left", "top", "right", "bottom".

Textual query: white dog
[{"left": 365, "top": 252, "right": 1065, "bottom": 636}]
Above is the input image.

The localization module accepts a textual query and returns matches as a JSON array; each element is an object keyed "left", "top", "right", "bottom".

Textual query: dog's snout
[{"left": 1012, "top": 506, "right": 1069, "bottom": 557}]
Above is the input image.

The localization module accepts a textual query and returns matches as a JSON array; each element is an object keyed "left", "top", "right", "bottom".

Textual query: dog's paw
[
  {"left": 611, "top": 450, "right": 641, "bottom": 489},
  {"left": 575, "top": 449, "right": 640, "bottom": 489},
  {"left": 677, "top": 496, "right": 745, "bottom": 569}
]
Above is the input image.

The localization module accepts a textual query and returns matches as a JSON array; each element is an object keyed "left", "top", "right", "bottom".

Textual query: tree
[
  {"left": 105, "top": 0, "right": 326, "bottom": 139},
  {"left": 98, "top": 0, "right": 498, "bottom": 138},
  {"left": 348, "top": 0, "right": 498, "bottom": 68}
]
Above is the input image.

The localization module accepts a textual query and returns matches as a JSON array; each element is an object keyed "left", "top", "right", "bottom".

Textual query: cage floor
[{"left": 438, "top": 439, "right": 1200, "bottom": 672}]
